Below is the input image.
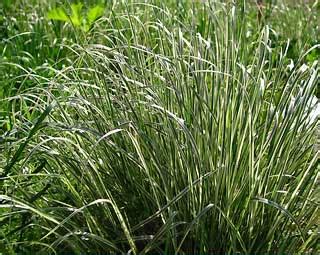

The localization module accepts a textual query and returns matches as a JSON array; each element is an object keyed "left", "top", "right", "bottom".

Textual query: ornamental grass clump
[{"left": 0, "top": 1, "right": 319, "bottom": 254}]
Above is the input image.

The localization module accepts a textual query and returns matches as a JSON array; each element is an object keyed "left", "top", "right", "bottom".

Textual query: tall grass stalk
[{"left": 0, "top": 1, "right": 319, "bottom": 254}]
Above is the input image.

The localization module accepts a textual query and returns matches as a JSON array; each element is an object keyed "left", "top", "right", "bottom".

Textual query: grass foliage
[{"left": 0, "top": 0, "right": 319, "bottom": 254}]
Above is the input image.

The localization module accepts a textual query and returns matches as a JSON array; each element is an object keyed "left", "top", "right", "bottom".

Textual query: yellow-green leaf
[
  {"left": 47, "top": 7, "right": 68, "bottom": 21},
  {"left": 70, "top": 3, "right": 83, "bottom": 26},
  {"left": 87, "top": 5, "right": 104, "bottom": 25}
]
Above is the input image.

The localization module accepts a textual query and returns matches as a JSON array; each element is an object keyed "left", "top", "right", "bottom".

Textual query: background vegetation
[{"left": 0, "top": 0, "right": 319, "bottom": 254}]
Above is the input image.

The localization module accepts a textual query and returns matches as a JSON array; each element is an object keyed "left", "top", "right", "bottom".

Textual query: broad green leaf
[
  {"left": 47, "top": 7, "right": 68, "bottom": 21},
  {"left": 87, "top": 5, "right": 104, "bottom": 25},
  {"left": 70, "top": 3, "right": 83, "bottom": 26}
]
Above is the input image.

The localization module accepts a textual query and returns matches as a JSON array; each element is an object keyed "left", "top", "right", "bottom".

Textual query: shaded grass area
[{"left": 0, "top": 0, "right": 319, "bottom": 254}]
